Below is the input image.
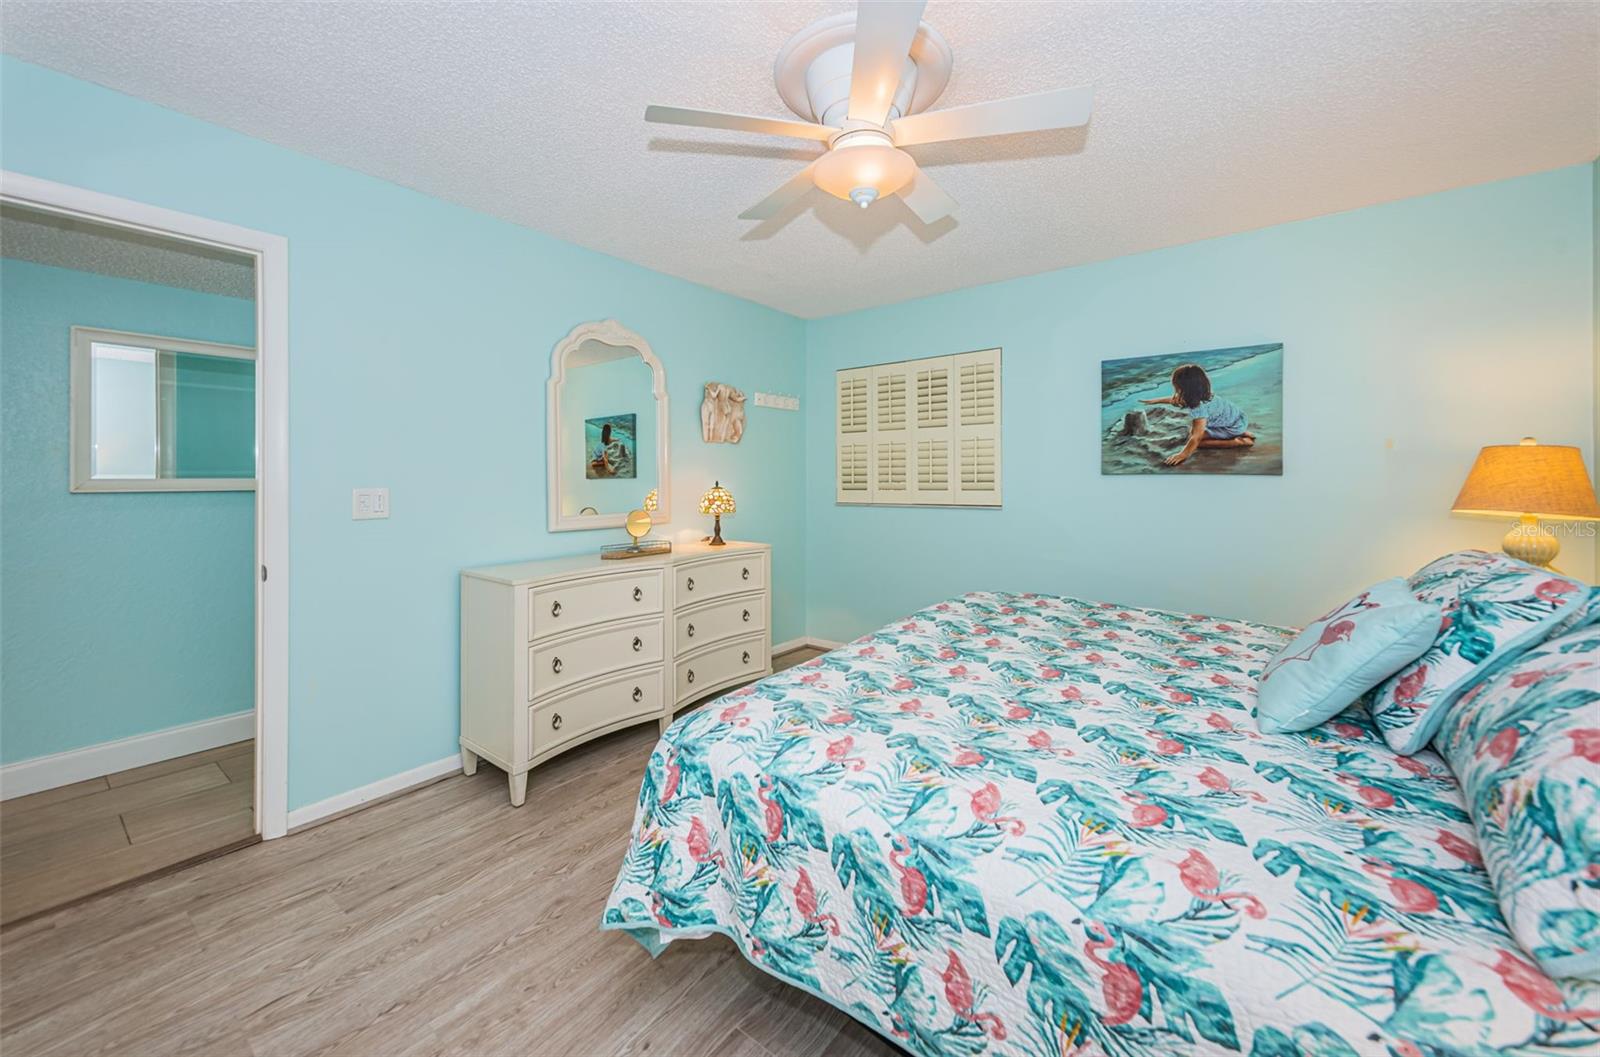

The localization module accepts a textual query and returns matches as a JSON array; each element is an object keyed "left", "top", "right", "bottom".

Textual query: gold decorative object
[
  {"left": 1451, "top": 436, "right": 1600, "bottom": 569},
  {"left": 698, "top": 481, "right": 736, "bottom": 546},
  {"left": 600, "top": 508, "right": 672, "bottom": 560},
  {"left": 643, "top": 489, "right": 658, "bottom": 513}
]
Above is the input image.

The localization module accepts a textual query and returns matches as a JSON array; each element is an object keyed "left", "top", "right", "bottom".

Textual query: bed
[{"left": 602, "top": 592, "right": 1600, "bottom": 1056}]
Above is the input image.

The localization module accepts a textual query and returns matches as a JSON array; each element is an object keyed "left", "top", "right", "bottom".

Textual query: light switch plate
[{"left": 352, "top": 487, "right": 389, "bottom": 520}]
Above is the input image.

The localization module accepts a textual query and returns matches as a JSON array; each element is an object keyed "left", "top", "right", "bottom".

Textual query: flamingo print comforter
[{"left": 601, "top": 592, "right": 1600, "bottom": 1057}]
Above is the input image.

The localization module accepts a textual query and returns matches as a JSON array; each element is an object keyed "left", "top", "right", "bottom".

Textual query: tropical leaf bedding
[{"left": 601, "top": 592, "right": 1600, "bottom": 1057}]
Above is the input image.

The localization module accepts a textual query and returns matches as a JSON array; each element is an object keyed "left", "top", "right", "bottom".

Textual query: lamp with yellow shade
[
  {"left": 698, "top": 481, "right": 736, "bottom": 547},
  {"left": 1451, "top": 437, "right": 1600, "bottom": 569}
]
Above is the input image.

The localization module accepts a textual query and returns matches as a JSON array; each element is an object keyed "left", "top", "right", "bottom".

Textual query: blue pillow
[{"left": 1255, "top": 577, "right": 1440, "bottom": 733}]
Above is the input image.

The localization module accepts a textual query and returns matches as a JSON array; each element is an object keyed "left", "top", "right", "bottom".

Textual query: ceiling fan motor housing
[
  {"left": 807, "top": 46, "right": 918, "bottom": 127},
  {"left": 774, "top": 11, "right": 954, "bottom": 127}
]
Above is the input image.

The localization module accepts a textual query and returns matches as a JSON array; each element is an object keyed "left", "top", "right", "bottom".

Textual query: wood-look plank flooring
[
  {"left": 1, "top": 649, "right": 902, "bottom": 1056},
  {"left": 1, "top": 741, "right": 257, "bottom": 926}
]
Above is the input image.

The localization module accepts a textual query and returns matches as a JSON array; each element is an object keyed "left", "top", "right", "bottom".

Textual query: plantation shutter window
[
  {"left": 835, "top": 367, "right": 871, "bottom": 503},
  {"left": 835, "top": 350, "right": 998, "bottom": 508},
  {"left": 951, "top": 349, "right": 1002, "bottom": 506}
]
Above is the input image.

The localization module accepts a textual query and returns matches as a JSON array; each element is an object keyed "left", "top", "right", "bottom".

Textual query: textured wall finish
[
  {"left": 0, "top": 58, "right": 808, "bottom": 810},
  {"left": 804, "top": 165, "right": 1596, "bottom": 639},
  {"left": 1, "top": 260, "right": 256, "bottom": 762},
  {"left": 1, "top": 1, "right": 1594, "bottom": 317},
  {"left": 0, "top": 205, "right": 255, "bottom": 298}
]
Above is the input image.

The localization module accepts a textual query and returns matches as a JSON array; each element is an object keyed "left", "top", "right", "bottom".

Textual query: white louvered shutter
[
  {"left": 836, "top": 368, "right": 871, "bottom": 503},
  {"left": 911, "top": 357, "right": 953, "bottom": 504},
  {"left": 870, "top": 362, "right": 911, "bottom": 503},
  {"left": 952, "top": 349, "right": 1001, "bottom": 506}
]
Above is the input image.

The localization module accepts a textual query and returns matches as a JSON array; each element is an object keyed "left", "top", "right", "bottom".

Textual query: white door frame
[{"left": 2, "top": 170, "right": 291, "bottom": 839}]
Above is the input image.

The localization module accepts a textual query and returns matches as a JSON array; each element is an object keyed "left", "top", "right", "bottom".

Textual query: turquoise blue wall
[
  {"left": 0, "top": 58, "right": 807, "bottom": 808},
  {"left": 804, "top": 165, "right": 1597, "bottom": 639},
  {"left": 1, "top": 260, "right": 256, "bottom": 761}
]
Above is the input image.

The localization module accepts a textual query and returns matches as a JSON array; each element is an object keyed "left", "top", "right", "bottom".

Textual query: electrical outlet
[{"left": 352, "top": 487, "right": 389, "bottom": 520}]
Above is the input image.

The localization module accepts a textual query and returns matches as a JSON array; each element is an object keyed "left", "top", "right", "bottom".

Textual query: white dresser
[{"left": 459, "top": 540, "right": 772, "bottom": 805}]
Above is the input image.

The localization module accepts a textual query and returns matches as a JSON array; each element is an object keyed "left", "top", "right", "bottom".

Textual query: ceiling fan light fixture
[{"left": 812, "top": 130, "right": 915, "bottom": 206}]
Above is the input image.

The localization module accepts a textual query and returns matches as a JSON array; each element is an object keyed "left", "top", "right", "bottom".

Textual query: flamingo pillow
[
  {"left": 1255, "top": 577, "right": 1440, "bottom": 733},
  {"left": 1433, "top": 623, "right": 1600, "bottom": 981},
  {"left": 1368, "top": 550, "right": 1588, "bottom": 755}
]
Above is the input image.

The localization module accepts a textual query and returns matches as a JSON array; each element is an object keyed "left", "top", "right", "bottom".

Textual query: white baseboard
[
  {"left": 1, "top": 710, "right": 254, "bottom": 800},
  {"left": 772, "top": 636, "right": 844, "bottom": 654},
  {"left": 286, "top": 754, "right": 460, "bottom": 832}
]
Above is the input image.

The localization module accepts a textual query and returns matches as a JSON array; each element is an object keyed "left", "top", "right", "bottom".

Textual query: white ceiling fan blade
[
  {"left": 890, "top": 85, "right": 1094, "bottom": 147},
  {"left": 645, "top": 105, "right": 834, "bottom": 142},
  {"left": 898, "top": 167, "right": 955, "bottom": 225},
  {"left": 738, "top": 161, "right": 820, "bottom": 221},
  {"left": 846, "top": 0, "right": 927, "bottom": 126}
]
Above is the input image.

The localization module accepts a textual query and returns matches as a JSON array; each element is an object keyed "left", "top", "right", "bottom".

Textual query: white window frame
[{"left": 70, "top": 325, "right": 258, "bottom": 493}]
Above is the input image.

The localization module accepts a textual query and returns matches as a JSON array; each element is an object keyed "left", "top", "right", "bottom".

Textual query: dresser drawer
[
  {"left": 530, "top": 570, "right": 663, "bottom": 641},
  {"left": 677, "top": 592, "right": 766, "bottom": 652},
  {"left": 675, "top": 554, "right": 765, "bottom": 606},
  {"left": 676, "top": 634, "right": 766, "bottom": 702},
  {"left": 531, "top": 667, "right": 663, "bottom": 758},
  {"left": 530, "top": 618, "right": 664, "bottom": 700}
]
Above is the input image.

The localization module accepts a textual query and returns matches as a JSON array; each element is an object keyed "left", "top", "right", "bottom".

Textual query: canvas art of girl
[{"left": 1141, "top": 362, "right": 1256, "bottom": 466}]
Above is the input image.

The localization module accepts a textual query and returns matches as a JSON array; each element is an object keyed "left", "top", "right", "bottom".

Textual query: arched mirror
[{"left": 547, "top": 320, "right": 669, "bottom": 532}]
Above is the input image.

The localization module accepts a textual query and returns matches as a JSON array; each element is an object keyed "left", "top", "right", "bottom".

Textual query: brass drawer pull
[
  {"left": 742, "top": 567, "right": 750, "bottom": 581},
  {"left": 686, "top": 576, "right": 694, "bottom": 592},
  {"left": 686, "top": 623, "right": 695, "bottom": 638},
  {"left": 742, "top": 650, "right": 751, "bottom": 665},
  {"left": 552, "top": 657, "right": 563, "bottom": 674},
  {"left": 632, "top": 686, "right": 643, "bottom": 702},
  {"left": 632, "top": 636, "right": 643, "bottom": 652},
  {"left": 551, "top": 601, "right": 562, "bottom": 617},
  {"left": 552, "top": 712, "right": 563, "bottom": 731},
  {"left": 741, "top": 609, "right": 750, "bottom": 622},
  {"left": 633, "top": 586, "right": 643, "bottom": 602},
  {"left": 687, "top": 669, "right": 696, "bottom": 685}
]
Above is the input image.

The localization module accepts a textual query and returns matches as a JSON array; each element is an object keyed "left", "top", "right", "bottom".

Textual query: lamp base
[
  {"left": 709, "top": 514, "right": 726, "bottom": 546},
  {"left": 1503, "top": 514, "right": 1559, "bottom": 568}
]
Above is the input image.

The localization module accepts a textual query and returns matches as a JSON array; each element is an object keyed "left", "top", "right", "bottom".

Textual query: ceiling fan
[{"left": 645, "top": 0, "right": 1093, "bottom": 225}]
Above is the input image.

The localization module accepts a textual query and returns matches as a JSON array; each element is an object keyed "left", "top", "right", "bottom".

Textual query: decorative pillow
[
  {"left": 1367, "top": 550, "right": 1587, "bottom": 755},
  {"left": 1433, "top": 624, "right": 1600, "bottom": 980},
  {"left": 1550, "top": 585, "right": 1600, "bottom": 638},
  {"left": 1255, "top": 578, "right": 1439, "bottom": 733}
]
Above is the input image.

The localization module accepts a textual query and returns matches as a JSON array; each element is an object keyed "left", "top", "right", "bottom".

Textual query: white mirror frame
[
  {"left": 547, "top": 319, "right": 670, "bottom": 532},
  {"left": 70, "top": 325, "right": 258, "bottom": 493}
]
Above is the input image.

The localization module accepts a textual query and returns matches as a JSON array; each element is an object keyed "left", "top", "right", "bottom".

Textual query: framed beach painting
[
  {"left": 585, "top": 412, "right": 637, "bottom": 479},
  {"left": 1101, "top": 344, "right": 1283, "bottom": 476}
]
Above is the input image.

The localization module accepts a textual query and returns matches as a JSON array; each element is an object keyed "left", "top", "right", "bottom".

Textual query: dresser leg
[
  {"left": 508, "top": 770, "right": 528, "bottom": 807},
  {"left": 460, "top": 746, "right": 478, "bottom": 776},
  {"left": 659, "top": 713, "right": 674, "bottom": 737}
]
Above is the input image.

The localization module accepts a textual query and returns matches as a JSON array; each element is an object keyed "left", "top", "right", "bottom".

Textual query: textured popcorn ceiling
[
  {"left": 3, "top": 1, "right": 1595, "bottom": 318},
  {"left": 1, "top": 204, "right": 255, "bottom": 299}
]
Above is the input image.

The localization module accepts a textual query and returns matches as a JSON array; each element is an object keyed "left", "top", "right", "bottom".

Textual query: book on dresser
[{"left": 459, "top": 540, "right": 772, "bottom": 805}]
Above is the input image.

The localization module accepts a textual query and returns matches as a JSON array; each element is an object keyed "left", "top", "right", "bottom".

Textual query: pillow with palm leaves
[
  {"left": 1433, "top": 623, "right": 1600, "bottom": 981},
  {"left": 1366, "top": 550, "right": 1586, "bottom": 755},
  {"left": 1549, "top": 584, "right": 1600, "bottom": 638}
]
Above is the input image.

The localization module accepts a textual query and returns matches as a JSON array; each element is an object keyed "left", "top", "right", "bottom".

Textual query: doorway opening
[{"left": 0, "top": 175, "right": 289, "bottom": 925}]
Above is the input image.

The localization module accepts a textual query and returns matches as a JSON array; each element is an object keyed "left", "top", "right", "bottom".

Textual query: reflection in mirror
[
  {"left": 549, "top": 321, "right": 668, "bottom": 531},
  {"left": 72, "top": 327, "right": 256, "bottom": 491}
]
